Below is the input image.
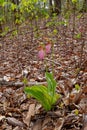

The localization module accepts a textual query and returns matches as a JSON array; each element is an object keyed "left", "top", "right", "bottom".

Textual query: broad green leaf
[
  {"left": 45, "top": 72, "right": 57, "bottom": 105},
  {"left": 24, "top": 85, "right": 52, "bottom": 111},
  {"left": 45, "top": 72, "right": 57, "bottom": 97}
]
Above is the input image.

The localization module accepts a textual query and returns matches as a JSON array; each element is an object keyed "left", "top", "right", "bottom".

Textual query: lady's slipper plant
[{"left": 24, "top": 72, "right": 60, "bottom": 111}]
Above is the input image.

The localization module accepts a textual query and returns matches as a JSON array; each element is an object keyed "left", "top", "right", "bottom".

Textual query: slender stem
[
  {"left": 72, "top": 3, "right": 76, "bottom": 38},
  {"left": 44, "top": 57, "right": 48, "bottom": 72},
  {"left": 79, "top": 41, "right": 85, "bottom": 68},
  {"left": 51, "top": 42, "right": 54, "bottom": 75}
]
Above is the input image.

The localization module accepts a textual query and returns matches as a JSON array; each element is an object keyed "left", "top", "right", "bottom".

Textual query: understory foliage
[{"left": 0, "top": 0, "right": 87, "bottom": 36}]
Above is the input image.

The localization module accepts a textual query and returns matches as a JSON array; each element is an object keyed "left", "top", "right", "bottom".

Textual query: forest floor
[{"left": 0, "top": 13, "right": 87, "bottom": 130}]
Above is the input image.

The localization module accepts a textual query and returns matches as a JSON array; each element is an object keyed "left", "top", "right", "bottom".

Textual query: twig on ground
[{"left": 45, "top": 58, "right": 61, "bottom": 66}]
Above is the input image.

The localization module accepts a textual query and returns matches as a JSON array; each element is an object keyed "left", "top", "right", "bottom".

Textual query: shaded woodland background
[
  {"left": 0, "top": 0, "right": 87, "bottom": 35},
  {"left": 0, "top": 0, "right": 87, "bottom": 130}
]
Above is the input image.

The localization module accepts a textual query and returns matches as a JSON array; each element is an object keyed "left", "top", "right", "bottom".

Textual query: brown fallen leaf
[
  {"left": 84, "top": 126, "right": 87, "bottom": 130},
  {"left": 32, "top": 119, "right": 42, "bottom": 130},
  {"left": 13, "top": 126, "right": 21, "bottom": 130},
  {"left": 69, "top": 88, "right": 83, "bottom": 104},
  {"left": 42, "top": 117, "right": 51, "bottom": 128},
  {"left": 6, "top": 117, "right": 25, "bottom": 127},
  {"left": 54, "top": 118, "right": 64, "bottom": 130},
  {"left": 0, "top": 115, "right": 6, "bottom": 121},
  {"left": 79, "top": 97, "right": 87, "bottom": 113},
  {"left": 23, "top": 103, "right": 35, "bottom": 126},
  {"left": 82, "top": 114, "right": 87, "bottom": 130},
  {"left": 83, "top": 86, "right": 87, "bottom": 94}
]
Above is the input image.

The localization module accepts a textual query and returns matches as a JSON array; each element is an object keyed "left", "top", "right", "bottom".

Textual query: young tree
[
  {"left": 0, "top": 5, "right": 3, "bottom": 35},
  {"left": 11, "top": 0, "right": 20, "bottom": 25},
  {"left": 0, "top": 22, "right": 2, "bottom": 35},
  {"left": 49, "top": 0, "right": 53, "bottom": 15},
  {"left": 65, "top": 0, "right": 71, "bottom": 11},
  {"left": 54, "top": 0, "right": 61, "bottom": 14},
  {"left": 49, "top": 0, "right": 61, "bottom": 15},
  {"left": 83, "top": 0, "right": 87, "bottom": 12},
  {"left": 11, "top": 0, "right": 19, "bottom": 5}
]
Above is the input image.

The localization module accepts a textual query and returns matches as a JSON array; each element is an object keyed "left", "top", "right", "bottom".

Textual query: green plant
[
  {"left": 72, "top": 0, "right": 77, "bottom": 4},
  {"left": 75, "top": 33, "right": 81, "bottom": 39},
  {"left": 74, "top": 109, "right": 79, "bottom": 115},
  {"left": 75, "top": 84, "right": 80, "bottom": 91},
  {"left": 24, "top": 72, "right": 60, "bottom": 111}
]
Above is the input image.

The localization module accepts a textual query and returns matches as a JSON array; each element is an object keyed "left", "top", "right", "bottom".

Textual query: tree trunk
[
  {"left": 83, "top": 0, "right": 87, "bottom": 12},
  {"left": 12, "top": 0, "right": 19, "bottom": 5},
  {"left": 0, "top": 5, "right": 3, "bottom": 35},
  {"left": 80, "top": 0, "right": 87, "bottom": 12},
  {"left": 54, "top": 0, "right": 61, "bottom": 14},
  {"left": 65, "top": 0, "right": 71, "bottom": 11},
  {"left": 49, "top": 0, "right": 53, "bottom": 15},
  {"left": 11, "top": 0, "right": 20, "bottom": 25}
]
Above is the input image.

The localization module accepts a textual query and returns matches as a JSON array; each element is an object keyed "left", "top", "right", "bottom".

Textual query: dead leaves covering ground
[{"left": 0, "top": 13, "right": 87, "bottom": 130}]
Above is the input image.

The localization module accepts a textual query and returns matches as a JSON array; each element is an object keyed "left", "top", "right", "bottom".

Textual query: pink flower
[
  {"left": 45, "top": 43, "right": 51, "bottom": 54},
  {"left": 38, "top": 48, "right": 45, "bottom": 60}
]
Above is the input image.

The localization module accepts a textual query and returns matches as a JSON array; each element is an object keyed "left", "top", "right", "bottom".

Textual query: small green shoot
[
  {"left": 53, "top": 29, "right": 58, "bottom": 35},
  {"left": 23, "top": 77, "right": 28, "bottom": 85},
  {"left": 24, "top": 72, "right": 60, "bottom": 111},
  {"left": 75, "top": 33, "right": 81, "bottom": 39},
  {"left": 74, "top": 109, "right": 79, "bottom": 115},
  {"left": 12, "top": 30, "right": 18, "bottom": 36},
  {"left": 75, "top": 84, "right": 80, "bottom": 91}
]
